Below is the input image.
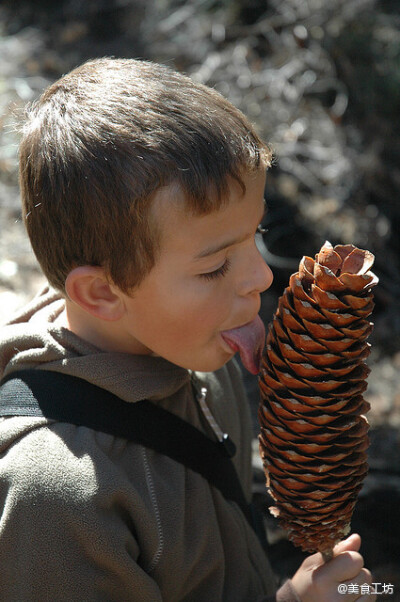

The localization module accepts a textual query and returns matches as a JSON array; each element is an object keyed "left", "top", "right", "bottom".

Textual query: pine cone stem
[{"left": 322, "top": 549, "right": 333, "bottom": 563}]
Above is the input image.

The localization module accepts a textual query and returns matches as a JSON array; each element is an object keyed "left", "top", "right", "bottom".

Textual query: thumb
[{"left": 333, "top": 533, "right": 361, "bottom": 556}]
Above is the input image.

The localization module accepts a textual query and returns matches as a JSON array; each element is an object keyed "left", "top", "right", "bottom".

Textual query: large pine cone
[{"left": 258, "top": 241, "right": 378, "bottom": 556}]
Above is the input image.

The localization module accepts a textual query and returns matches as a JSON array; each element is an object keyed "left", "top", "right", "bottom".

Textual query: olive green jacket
[{"left": 0, "top": 287, "right": 298, "bottom": 601}]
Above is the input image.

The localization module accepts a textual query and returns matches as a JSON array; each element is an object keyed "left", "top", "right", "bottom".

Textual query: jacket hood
[{"left": 0, "top": 286, "right": 190, "bottom": 402}]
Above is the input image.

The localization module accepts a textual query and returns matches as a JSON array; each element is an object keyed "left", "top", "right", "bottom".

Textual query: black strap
[{"left": 0, "top": 369, "right": 251, "bottom": 523}]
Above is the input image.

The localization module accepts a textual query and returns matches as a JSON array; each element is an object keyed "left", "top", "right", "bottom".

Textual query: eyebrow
[{"left": 194, "top": 201, "right": 267, "bottom": 260}]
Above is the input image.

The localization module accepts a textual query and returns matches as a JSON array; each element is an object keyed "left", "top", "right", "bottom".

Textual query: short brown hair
[{"left": 19, "top": 57, "right": 271, "bottom": 293}]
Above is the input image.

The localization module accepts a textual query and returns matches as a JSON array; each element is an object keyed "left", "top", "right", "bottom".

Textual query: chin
[{"left": 185, "top": 352, "right": 234, "bottom": 374}]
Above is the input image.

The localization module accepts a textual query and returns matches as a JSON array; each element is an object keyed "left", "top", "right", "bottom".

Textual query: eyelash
[
  {"left": 199, "top": 224, "right": 266, "bottom": 281},
  {"left": 200, "top": 258, "right": 232, "bottom": 281}
]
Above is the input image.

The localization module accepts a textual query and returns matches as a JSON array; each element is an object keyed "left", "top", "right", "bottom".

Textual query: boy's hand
[{"left": 290, "top": 534, "right": 376, "bottom": 602}]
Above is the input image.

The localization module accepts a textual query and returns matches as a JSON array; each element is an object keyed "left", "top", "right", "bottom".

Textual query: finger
[
  {"left": 318, "top": 550, "right": 364, "bottom": 582},
  {"left": 333, "top": 533, "right": 361, "bottom": 555},
  {"left": 336, "top": 568, "right": 373, "bottom": 600},
  {"left": 303, "top": 534, "right": 362, "bottom": 570},
  {"left": 356, "top": 567, "right": 374, "bottom": 599},
  {"left": 356, "top": 585, "right": 376, "bottom": 602}
]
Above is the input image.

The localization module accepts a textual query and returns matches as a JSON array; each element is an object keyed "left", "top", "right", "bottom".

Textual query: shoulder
[{"left": 0, "top": 417, "right": 132, "bottom": 506}]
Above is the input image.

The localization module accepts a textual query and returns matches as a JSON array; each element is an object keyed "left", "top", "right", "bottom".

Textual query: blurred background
[{"left": 0, "top": 0, "right": 399, "bottom": 593}]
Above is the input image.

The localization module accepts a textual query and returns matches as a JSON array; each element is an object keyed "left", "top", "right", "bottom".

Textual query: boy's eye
[{"left": 199, "top": 258, "right": 231, "bottom": 281}]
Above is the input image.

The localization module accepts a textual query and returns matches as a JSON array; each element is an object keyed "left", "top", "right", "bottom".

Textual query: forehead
[
  {"left": 151, "top": 169, "right": 266, "bottom": 217},
  {"left": 150, "top": 170, "right": 266, "bottom": 260}
]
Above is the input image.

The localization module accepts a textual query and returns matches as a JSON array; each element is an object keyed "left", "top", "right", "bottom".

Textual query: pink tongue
[{"left": 221, "top": 315, "right": 266, "bottom": 375}]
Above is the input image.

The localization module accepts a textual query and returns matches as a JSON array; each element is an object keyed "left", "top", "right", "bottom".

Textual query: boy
[{"left": 0, "top": 58, "right": 374, "bottom": 601}]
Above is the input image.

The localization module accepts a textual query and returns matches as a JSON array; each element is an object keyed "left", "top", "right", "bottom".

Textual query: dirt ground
[{"left": 1, "top": 0, "right": 399, "bottom": 595}]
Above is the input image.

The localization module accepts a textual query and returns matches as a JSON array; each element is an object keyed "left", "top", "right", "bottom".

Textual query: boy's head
[{"left": 19, "top": 57, "right": 271, "bottom": 294}]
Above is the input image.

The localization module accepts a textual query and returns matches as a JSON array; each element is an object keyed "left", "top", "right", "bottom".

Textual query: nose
[{"left": 237, "top": 246, "right": 274, "bottom": 297}]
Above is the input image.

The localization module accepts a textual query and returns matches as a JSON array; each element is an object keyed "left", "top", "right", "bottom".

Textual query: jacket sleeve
[
  {"left": 0, "top": 418, "right": 163, "bottom": 602},
  {"left": 258, "top": 579, "right": 302, "bottom": 602}
]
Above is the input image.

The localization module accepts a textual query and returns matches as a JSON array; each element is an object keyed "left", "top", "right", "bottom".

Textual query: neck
[{"left": 62, "top": 300, "right": 151, "bottom": 355}]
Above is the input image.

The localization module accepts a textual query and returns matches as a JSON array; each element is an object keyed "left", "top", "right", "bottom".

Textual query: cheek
[
  {"left": 160, "top": 284, "right": 230, "bottom": 339},
  {"left": 132, "top": 272, "right": 234, "bottom": 343},
  {"left": 165, "top": 294, "right": 223, "bottom": 332},
  {"left": 184, "top": 282, "right": 232, "bottom": 319}
]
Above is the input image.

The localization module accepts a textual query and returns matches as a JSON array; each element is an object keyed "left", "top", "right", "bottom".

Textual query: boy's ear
[{"left": 65, "top": 266, "right": 125, "bottom": 321}]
